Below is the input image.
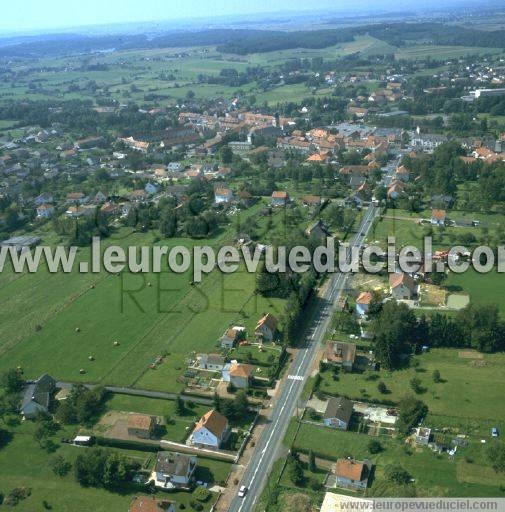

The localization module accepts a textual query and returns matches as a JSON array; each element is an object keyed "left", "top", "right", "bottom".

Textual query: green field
[
  {"left": 288, "top": 421, "right": 504, "bottom": 497},
  {"left": 0, "top": 213, "right": 286, "bottom": 392},
  {"left": 0, "top": 419, "right": 227, "bottom": 511},
  {"left": 319, "top": 349, "right": 505, "bottom": 429}
]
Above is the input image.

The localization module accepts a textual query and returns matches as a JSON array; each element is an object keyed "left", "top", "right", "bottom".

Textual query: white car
[{"left": 238, "top": 486, "right": 248, "bottom": 498}]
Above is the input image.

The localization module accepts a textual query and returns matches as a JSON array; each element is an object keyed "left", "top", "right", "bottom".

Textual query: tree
[
  {"left": 51, "top": 455, "right": 72, "bottom": 476},
  {"left": 1, "top": 369, "right": 24, "bottom": 394},
  {"left": 397, "top": 396, "right": 428, "bottom": 435},
  {"left": 219, "top": 146, "right": 233, "bottom": 164},
  {"left": 409, "top": 377, "right": 423, "bottom": 394},
  {"left": 74, "top": 448, "right": 128, "bottom": 488},
  {"left": 368, "top": 440, "right": 383, "bottom": 454},
  {"left": 377, "top": 381, "right": 388, "bottom": 394},
  {"left": 432, "top": 370, "right": 441, "bottom": 383},
  {"left": 385, "top": 465, "right": 411, "bottom": 485},
  {"left": 308, "top": 450, "right": 316, "bottom": 472},
  {"left": 287, "top": 454, "right": 305, "bottom": 486},
  {"left": 174, "top": 396, "right": 186, "bottom": 416}
]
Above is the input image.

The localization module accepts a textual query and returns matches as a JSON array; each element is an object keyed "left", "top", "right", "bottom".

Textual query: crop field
[{"left": 395, "top": 45, "right": 504, "bottom": 60}]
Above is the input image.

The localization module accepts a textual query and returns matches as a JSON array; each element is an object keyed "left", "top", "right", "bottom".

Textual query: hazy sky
[{"left": 0, "top": 0, "right": 473, "bottom": 33}]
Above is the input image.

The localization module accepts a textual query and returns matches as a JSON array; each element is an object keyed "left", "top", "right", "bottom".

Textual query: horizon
[{"left": 0, "top": 0, "right": 498, "bottom": 36}]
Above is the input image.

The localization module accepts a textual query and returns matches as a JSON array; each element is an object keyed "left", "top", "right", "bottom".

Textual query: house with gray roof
[
  {"left": 323, "top": 397, "right": 353, "bottom": 430},
  {"left": 20, "top": 374, "right": 56, "bottom": 419}
]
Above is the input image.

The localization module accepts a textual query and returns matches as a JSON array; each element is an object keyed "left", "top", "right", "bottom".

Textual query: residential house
[
  {"left": 223, "top": 363, "right": 255, "bottom": 389},
  {"left": 305, "top": 219, "right": 331, "bottom": 240},
  {"left": 34, "top": 192, "right": 53, "bottom": 206},
  {"left": 389, "top": 272, "right": 417, "bottom": 300},
  {"left": 323, "top": 397, "right": 353, "bottom": 430},
  {"left": 301, "top": 195, "right": 321, "bottom": 208},
  {"left": 271, "top": 190, "right": 288, "bottom": 207},
  {"left": 334, "top": 458, "right": 373, "bottom": 491},
  {"left": 129, "top": 496, "right": 176, "bottom": 512},
  {"left": 415, "top": 427, "right": 432, "bottom": 445},
  {"left": 198, "top": 354, "right": 226, "bottom": 372},
  {"left": 154, "top": 452, "right": 197, "bottom": 490},
  {"left": 255, "top": 313, "right": 278, "bottom": 343},
  {"left": 410, "top": 133, "right": 447, "bottom": 152},
  {"left": 145, "top": 182, "right": 159, "bottom": 195},
  {"left": 214, "top": 186, "right": 234, "bottom": 204},
  {"left": 189, "top": 409, "right": 230, "bottom": 449},
  {"left": 387, "top": 181, "right": 405, "bottom": 200},
  {"left": 396, "top": 165, "right": 410, "bottom": 182},
  {"left": 324, "top": 341, "right": 356, "bottom": 371},
  {"left": 20, "top": 374, "right": 56, "bottom": 419},
  {"left": 66, "top": 192, "right": 88, "bottom": 205},
  {"left": 36, "top": 204, "right": 55, "bottom": 219},
  {"left": 127, "top": 414, "right": 156, "bottom": 439},
  {"left": 220, "top": 326, "right": 246, "bottom": 349},
  {"left": 94, "top": 191, "right": 108, "bottom": 204},
  {"left": 431, "top": 209, "right": 446, "bottom": 226},
  {"left": 130, "top": 189, "right": 148, "bottom": 202},
  {"left": 168, "top": 162, "right": 184, "bottom": 173},
  {"left": 356, "top": 292, "right": 373, "bottom": 316},
  {"left": 65, "top": 206, "right": 83, "bottom": 218}
]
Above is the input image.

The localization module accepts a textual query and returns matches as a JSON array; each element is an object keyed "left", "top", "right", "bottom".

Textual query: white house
[
  {"left": 254, "top": 313, "right": 278, "bottom": 343},
  {"left": 20, "top": 374, "right": 56, "bottom": 419},
  {"left": 198, "top": 354, "right": 226, "bottom": 372},
  {"left": 36, "top": 204, "right": 55, "bottom": 219},
  {"left": 214, "top": 186, "right": 234, "bottom": 204},
  {"left": 145, "top": 182, "right": 159, "bottom": 195},
  {"left": 189, "top": 410, "right": 230, "bottom": 449},
  {"left": 389, "top": 272, "right": 417, "bottom": 300},
  {"left": 168, "top": 162, "right": 184, "bottom": 173},
  {"left": 154, "top": 452, "right": 197, "bottom": 490}
]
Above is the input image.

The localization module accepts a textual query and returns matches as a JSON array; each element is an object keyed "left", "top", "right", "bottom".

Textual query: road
[{"left": 228, "top": 157, "right": 400, "bottom": 512}]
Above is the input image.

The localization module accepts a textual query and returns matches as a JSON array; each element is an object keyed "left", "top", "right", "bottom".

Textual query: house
[
  {"left": 145, "top": 182, "right": 159, "bottom": 195},
  {"left": 255, "top": 313, "right": 278, "bottom": 343},
  {"left": 387, "top": 181, "right": 405, "bottom": 200},
  {"left": 36, "top": 204, "right": 55, "bottom": 219},
  {"left": 356, "top": 291, "right": 373, "bottom": 316},
  {"left": 168, "top": 162, "right": 184, "bottom": 173},
  {"left": 65, "top": 206, "right": 83, "bottom": 218},
  {"left": 214, "top": 186, "right": 234, "bottom": 204},
  {"left": 415, "top": 427, "right": 432, "bottom": 445},
  {"left": 389, "top": 272, "right": 417, "bottom": 300},
  {"left": 189, "top": 409, "right": 230, "bottom": 449},
  {"left": 130, "top": 189, "right": 148, "bottom": 202},
  {"left": 431, "top": 209, "right": 446, "bottom": 226},
  {"left": 323, "top": 397, "right": 353, "bottom": 430},
  {"left": 334, "top": 458, "right": 373, "bottom": 491},
  {"left": 324, "top": 341, "right": 356, "bottom": 371},
  {"left": 34, "top": 192, "right": 53, "bottom": 205},
  {"left": 220, "top": 326, "right": 246, "bottom": 349},
  {"left": 66, "top": 192, "right": 88, "bottom": 204},
  {"left": 129, "top": 496, "right": 176, "bottom": 512},
  {"left": 224, "top": 363, "right": 255, "bottom": 389},
  {"left": 127, "top": 414, "right": 156, "bottom": 439},
  {"left": 305, "top": 219, "right": 331, "bottom": 240},
  {"left": 301, "top": 195, "right": 321, "bottom": 207},
  {"left": 94, "top": 191, "right": 108, "bottom": 204},
  {"left": 198, "top": 354, "right": 226, "bottom": 372},
  {"left": 271, "top": 190, "right": 288, "bottom": 207},
  {"left": 154, "top": 452, "right": 197, "bottom": 490},
  {"left": 20, "top": 374, "right": 56, "bottom": 419},
  {"left": 396, "top": 165, "right": 410, "bottom": 182}
]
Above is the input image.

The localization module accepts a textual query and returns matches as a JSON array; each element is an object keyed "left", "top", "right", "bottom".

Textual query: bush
[
  {"left": 377, "top": 381, "right": 388, "bottom": 394},
  {"left": 5, "top": 487, "right": 31, "bottom": 506},
  {"left": 190, "top": 500, "right": 203, "bottom": 511},
  {"left": 193, "top": 486, "right": 211, "bottom": 502},
  {"left": 385, "top": 465, "right": 411, "bottom": 485},
  {"left": 368, "top": 440, "right": 383, "bottom": 454}
]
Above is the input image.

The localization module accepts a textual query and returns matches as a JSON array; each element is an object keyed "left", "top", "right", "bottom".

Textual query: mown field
[{"left": 0, "top": 206, "right": 286, "bottom": 392}]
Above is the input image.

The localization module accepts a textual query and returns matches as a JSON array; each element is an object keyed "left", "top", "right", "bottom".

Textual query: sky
[{"left": 0, "top": 0, "right": 482, "bottom": 34}]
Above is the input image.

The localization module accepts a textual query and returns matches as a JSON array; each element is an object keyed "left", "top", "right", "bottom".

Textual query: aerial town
[{"left": 0, "top": 2, "right": 505, "bottom": 511}]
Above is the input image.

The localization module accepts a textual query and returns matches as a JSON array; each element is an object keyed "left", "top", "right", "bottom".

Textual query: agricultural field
[
  {"left": 0, "top": 209, "right": 286, "bottom": 392},
  {"left": 395, "top": 45, "right": 504, "bottom": 60}
]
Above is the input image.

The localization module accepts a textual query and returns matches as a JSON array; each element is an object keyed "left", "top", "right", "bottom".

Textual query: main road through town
[{"left": 227, "top": 157, "right": 400, "bottom": 512}]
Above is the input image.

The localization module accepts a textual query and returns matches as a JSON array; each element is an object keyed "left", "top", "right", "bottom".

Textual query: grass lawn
[
  {"left": 0, "top": 420, "right": 222, "bottom": 511},
  {"left": 289, "top": 422, "right": 504, "bottom": 497},
  {"left": 319, "top": 348, "right": 505, "bottom": 429}
]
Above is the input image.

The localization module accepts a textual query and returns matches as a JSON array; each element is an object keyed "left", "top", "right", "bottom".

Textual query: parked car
[{"left": 491, "top": 427, "right": 499, "bottom": 437}]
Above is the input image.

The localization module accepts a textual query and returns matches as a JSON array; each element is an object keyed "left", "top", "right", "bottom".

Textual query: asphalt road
[{"left": 228, "top": 158, "right": 400, "bottom": 512}]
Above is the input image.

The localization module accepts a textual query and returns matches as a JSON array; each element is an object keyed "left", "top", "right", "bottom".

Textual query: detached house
[
  {"left": 323, "top": 397, "right": 353, "bottom": 430},
  {"left": 34, "top": 192, "right": 53, "bottom": 206},
  {"left": 154, "top": 452, "right": 197, "bottom": 490},
  {"left": 334, "top": 458, "right": 373, "bottom": 491},
  {"left": 324, "top": 341, "right": 356, "bottom": 371},
  {"left": 36, "top": 204, "right": 55, "bottom": 219},
  {"left": 214, "top": 186, "right": 234, "bottom": 204},
  {"left": 127, "top": 414, "right": 156, "bottom": 439},
  {"left": 271, "top": 190, "right": 288, "bottom": 207},
  {"left": 431, "top": 209, "right": 447, "bottom": 226},
  {"left": 223, "top": 363, "right": 255, "bottom": 389},
  {"left": 255, "top": 313, "right": 278, "bottom": 343},
  {"left": 389, "top": 272, "right": 417, "bottom": 300},
  {"left": 20, "top": 374, "right": 56, "bottom": 419},
  {"left": 198, "top": 354, "right": 226, "bottom": 372},
  {"left": 189, "top": 409, "right": 230, "bottom": 449},
  {"left": 356, "top": 292, "right": 373, "bottom": 316},
  {"left": 220, "top": 326, "right": 246, "bottom": 349}
]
